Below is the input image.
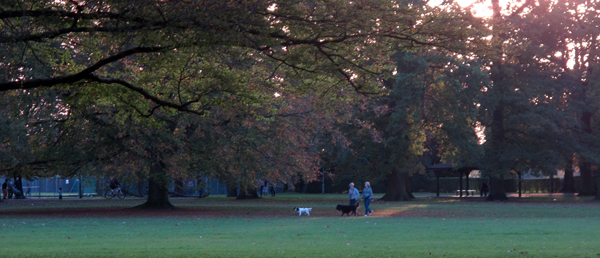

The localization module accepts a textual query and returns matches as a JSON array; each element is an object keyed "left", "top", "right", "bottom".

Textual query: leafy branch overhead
[{"left": 0, "top": 0, "right": 486, "bottom": 116}]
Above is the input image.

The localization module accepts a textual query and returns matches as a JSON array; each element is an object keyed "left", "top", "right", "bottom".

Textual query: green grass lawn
[{"left": 1, "top": 193, "right": 600, "bottom": 257}]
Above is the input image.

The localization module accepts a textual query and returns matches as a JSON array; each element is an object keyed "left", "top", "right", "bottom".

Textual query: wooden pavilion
[{"left": 427, "top": 163, "right": 480, "bottom": 197}]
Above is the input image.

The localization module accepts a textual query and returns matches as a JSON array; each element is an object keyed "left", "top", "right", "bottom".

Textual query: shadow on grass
[{"left": 1, "top": 192, "right": 599, "bottom": 219}]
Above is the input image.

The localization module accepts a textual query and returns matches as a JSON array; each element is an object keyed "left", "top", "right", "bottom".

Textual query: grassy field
[{"left": 1, "top": 193, "right": 599, "bottom": 257}]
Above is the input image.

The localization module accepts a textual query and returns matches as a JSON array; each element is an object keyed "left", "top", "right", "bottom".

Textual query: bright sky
[
  {"left": 456, "top": 0, "right": 492, "bottom": 17},
  {"left": 431, "top": 0, "right": 513, "bottom": 18}
]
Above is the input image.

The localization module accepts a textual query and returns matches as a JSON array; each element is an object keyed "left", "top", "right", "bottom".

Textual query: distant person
[
  {"left": 2, "top": 179, "right": 7, "bottom": 199},
  {"left": 15, "top": 176, "right": 22, "bottom": 194},
  {"left": 7, "top": 179, "right": 14, "bottom": 199},
  {"left": 198, "top": 178, "right": 205, "bottom": 198},
  {"left": 109, "top": 178, "right": 121, "bottom": 195},
  {"left": 187, "top": 181, "right": 194, "bottom": 196},
  {"left": 262, "top": 180, "right": 269, "bottom": 197},
  {"left": 58, "top": 187, "right": 63, "bottom": 199},
  {"left": 480, "top": 182, "right": 489, "bottom": 197},
  {"left": 348, "top": 182, "right": 359, "bottom": 206},
  {"left": 10, "top": 177, "right": 24, "bottom": 199},
  {"left": 25, "top": 183, "right": 31, "bottom": 197},
  {"left": 270, "top": 184, "right": 276, "bottom": 197},
  {"left": 259, "top": 180, "right": 265, "bottom": 197},
  {"left": 362, "top": 182, "right": 374, "bottom": 216}
]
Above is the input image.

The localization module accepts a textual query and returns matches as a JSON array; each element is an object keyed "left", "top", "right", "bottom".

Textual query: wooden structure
[{"left": 427, "top": 163, "right": 480, "bottom": 197}]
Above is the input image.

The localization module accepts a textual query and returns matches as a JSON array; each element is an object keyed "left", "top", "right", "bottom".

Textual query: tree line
[{"left": 1, "top": 0, "right": 599, "bottom": 208}]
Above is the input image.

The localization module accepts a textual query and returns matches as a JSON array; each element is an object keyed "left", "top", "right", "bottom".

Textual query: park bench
[{"left": 455, "top": 190, "right": 476, "bottom": 196}]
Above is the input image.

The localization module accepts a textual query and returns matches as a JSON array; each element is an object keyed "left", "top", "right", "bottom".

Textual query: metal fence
[{"left": 7, "top": 176, "right": 230, "bottom": 198}]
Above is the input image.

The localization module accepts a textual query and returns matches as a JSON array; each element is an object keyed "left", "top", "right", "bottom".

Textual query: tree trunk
[
  {"left": 486, "top": 101, "right": 508, "bottom": 202},
  {"left": 174, "top": 178, "right": 185, "bottom": 195},
  {"left": 465, "top": 171, "right": 470, "bottom": 196},
  {"left": 138, "top": 181, "right": 146, "bottom": 197},
  {"left": 578, "top": 162, "right": 596, "bottom": 196},
  {"left": 518, "top": 172, "right": 522, "bottom": 198},
  {"left": 236, "top": 187, "right": 260, "bottom": 199},
  {"left": 459, "top": 172, "right": 463, "bottom": 197},
  {"left": 135, "top": 164, "right": 175, "bottom": 209},
  {"left": 579, "top": 108, "right": 596, "bottom": 196},
  {"left": 14, "top": 176, "right": 25, "bottom": 199},
  {"left": 560, "top": 158, "right": 576, "bottom": 193},
  {"left": 227, "top": 186, "right": 238, "bottom": 197},
  {"left": 302, "top": 178, "right": 308, "bottom": 194},
  {"left": 549, "top": 174, "right": 554, "bottom": 193},
  {"left": 436, "top": 172, "right": 440, "bottom": 197},
  {"left": 595, "top": 174, "right": 600, "bottom": 201},
  {"left": 405, "top": 174, "right": 415, "bottom": 199},
  {"left": 380, "top": 168, "right": 412, "bottom": 201},
  {"left": 487, "top": 174, "right": 508, "bottom": 201}
]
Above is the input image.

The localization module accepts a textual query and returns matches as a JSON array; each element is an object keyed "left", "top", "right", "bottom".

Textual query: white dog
[{"left": 294, "top": 207, "right": 312, "bottom": 216}]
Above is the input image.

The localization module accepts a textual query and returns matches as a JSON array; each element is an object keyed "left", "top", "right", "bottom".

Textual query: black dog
[{"left": 336, "top": 203, "right": 360, "bottom": 216}]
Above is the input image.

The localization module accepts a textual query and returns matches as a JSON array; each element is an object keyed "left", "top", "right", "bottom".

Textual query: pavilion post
[
  {"left": 518, "top": 171, "right": 522, "bottom": 198},
  {"left": 459, "top": 172, "right": 463, "bottom": 198},
  {"left": 436, "top": 172, "right": 440, "bottom": 197},
  {"left": 550, "top": 174, "right": 554, "bottom": 194},
  {"left": 465, "top": 170, "right": 470, "bottom": 196}
]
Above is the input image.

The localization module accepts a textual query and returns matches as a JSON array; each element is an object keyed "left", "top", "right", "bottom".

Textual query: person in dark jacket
[
  {"left": 270, "top": 184, "right": 276, "bottom": 197},
  {"left": 480, "top": 182, "right": 489, "bottom": 197},
  {"left": 2, "top": 179, "right": 7, "bottom": 199},
  {"left": 362, "top": 182, "right": 374, "bottom": 216},
  {"left": 109, "top": 178, "right": 121, "bottom": 196},
  {"left": 7, "top": 179, "right": 15, "bottom": 199}
]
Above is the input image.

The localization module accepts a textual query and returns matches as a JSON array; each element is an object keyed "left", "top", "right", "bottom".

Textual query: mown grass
[{"left": 1, "top": 193, "right": 600, "bottom": 257}]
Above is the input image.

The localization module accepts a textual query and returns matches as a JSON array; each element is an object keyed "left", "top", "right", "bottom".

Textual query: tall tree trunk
[
  {"left": 487, "top": 174, "right": 508, "bottom": 201},
  {"left": 518, "top": 171, "right": 522, "bottom": 198},
  {"left": 227, "top": 186, "right": 238, "bottom": 197},
  {"left": 549, "top": 174, "right": 554, "bottom": 193},
  {"left": 13, "top": 175, "right": 25, "bottom": 199},
  {"left": 560, "top": 158, "right": 576, "bottom": 193},
  {"left": 236, "top": 187, "right": 260, "bottom": 199},
  {"left": 459, "top": 172, "right": 463, "bottom": 197},
  {"left": 405, "top": 174, "right": 415, "bottom": 199},
  {"left": 579, "top": 88, "right": 596, "bottom": 195},
  {"left": 595, "top": 174, "right": 600, "bottom": 201},
  {"left": 174, "top": 178, "right": 185, "bottom": 195},
  {"left": 435, "top": 172, "right": 441, "bottom": 197},
  {"left": 135, "top": 164, "right": 175, "bottom": 209},
  {"left": 465, "top": 171, "right": 471, "bottom": 196},
  {"left": 302, "top": 178, "right": 308, "bottom": 194},
  {"left": 578, "top": 162, "right": 596, "bottom": 196},
  {"left": 380, "top": 168, "right": 412, "bottom": 201}
]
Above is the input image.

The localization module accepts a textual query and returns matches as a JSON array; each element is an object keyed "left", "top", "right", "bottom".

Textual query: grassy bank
[{"left": 1, "top": 193, "right": 599, "bottom": 257}]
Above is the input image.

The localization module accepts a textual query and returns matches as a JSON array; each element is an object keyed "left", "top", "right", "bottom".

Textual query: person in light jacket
[
  {"left": 348, "top": 183, "right": 359, "bottom": 206},
  {"left": 362, "top": 182, "right": 374, "bottom": 216}
]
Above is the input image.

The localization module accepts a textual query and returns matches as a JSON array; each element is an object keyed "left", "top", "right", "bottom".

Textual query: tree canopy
[
  {"left": 1, "top": 0, "right": 488, "bottom": 206},
  {"left": 5, "top": 0, "right": 597, "bottom": 204}
]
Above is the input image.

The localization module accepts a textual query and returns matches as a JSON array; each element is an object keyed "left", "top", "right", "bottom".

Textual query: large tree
[
  {"left": 326, "top": 50, "right": 487, "bottom": 201},
  {"left": 469, "top": 0, "right": 587, "bottom": 201},
  {"left": 1, "top": 0, "right": 485, "bottom": 206},
  {"left": 551, "top": 0, "right": 600, "bottom": 199}
]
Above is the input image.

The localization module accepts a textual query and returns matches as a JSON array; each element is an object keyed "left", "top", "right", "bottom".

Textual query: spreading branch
[{"left": 0, "top": 46, "right": 167, "bottom": 91}]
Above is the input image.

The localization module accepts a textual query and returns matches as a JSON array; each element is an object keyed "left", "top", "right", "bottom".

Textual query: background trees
[
  {"left": 1, "top": 0, "right": 485, "bottom": 206},
  {"left": 328, "top": 50, "right": 487, "bottom": 201},
  {"left": 476, "top": 0, "right": 600, "bottom": 200},
  {"left": 3, "top": 0, "right": 598, "bottom": 203}
]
